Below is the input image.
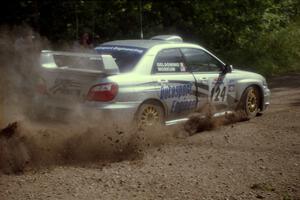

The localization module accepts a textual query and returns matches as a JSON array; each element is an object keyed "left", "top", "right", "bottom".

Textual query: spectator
[{"left": 79, "top": 32, "right": 93, "bottom": 49}]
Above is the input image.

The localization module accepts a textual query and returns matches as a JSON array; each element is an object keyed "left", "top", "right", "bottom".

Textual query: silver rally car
[{"left": 36, "top": 35, "right": 270, "bottom": 127}]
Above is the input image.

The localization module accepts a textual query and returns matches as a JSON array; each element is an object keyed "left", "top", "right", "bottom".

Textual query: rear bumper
[
  {"left": 32, "top": 95, "right": 141, "bottom": 125},
  {"left": 81, "top": 101, "right": 141, "bottom": 124}
]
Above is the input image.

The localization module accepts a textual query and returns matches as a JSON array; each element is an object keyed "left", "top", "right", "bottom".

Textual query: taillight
[{"left": 87, "top": 83, "right": 118, "bottom": 102}]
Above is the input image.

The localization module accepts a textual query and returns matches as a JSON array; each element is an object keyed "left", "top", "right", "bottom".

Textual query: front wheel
[
  {"left": 237, "top": 86, "right": 261, "bottom": 120},
  {"left": 136, "top": 102, "right": 164, "bottom": 129}
]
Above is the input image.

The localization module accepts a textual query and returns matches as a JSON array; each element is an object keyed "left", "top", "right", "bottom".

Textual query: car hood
[
  {"left": 232, "top": 68, "right": 266, "bottom": 82},
  {"left": 233, "top": 68, "right": 261, "bottom": 76}
]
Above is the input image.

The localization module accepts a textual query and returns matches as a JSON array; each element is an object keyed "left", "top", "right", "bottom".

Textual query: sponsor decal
[
  {"left": 156, "top": 62, "right": 180, "bottom": 72},
  {"left": 96, "top": 46, "right": 144, "bottom": 54},
  {"left": 160, "top": 83, "right": 193, "bottom": 100},
  {"left": 171, "top": 100, "right": 197, "bottom": 113},
  {"left": 157, "top": 62, "right": 180, "bottom": 67},
  {"left": 50, "top": 79, "right": 81, "bottom": 96}
]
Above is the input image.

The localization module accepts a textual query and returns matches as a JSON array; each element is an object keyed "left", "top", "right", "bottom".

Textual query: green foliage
[{"left": 222, "top": 18, "right": 300, "bottom": 76}]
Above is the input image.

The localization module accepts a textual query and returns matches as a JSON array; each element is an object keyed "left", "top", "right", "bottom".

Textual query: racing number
[{"left": 211, "top": 86, "right": 226, "bottom": 102}]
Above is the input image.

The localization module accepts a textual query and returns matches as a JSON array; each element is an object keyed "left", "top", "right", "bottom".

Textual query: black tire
[
  {"left": 237, "top": 86, "right": 261, "bottom": 120},
  {"left": 136, "top": 101, "right": 165, "bottom": 129}
]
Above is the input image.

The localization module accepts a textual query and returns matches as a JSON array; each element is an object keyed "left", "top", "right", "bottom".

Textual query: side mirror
[{"left": 223, "top": 64, "right": 233, "bottom": 73}]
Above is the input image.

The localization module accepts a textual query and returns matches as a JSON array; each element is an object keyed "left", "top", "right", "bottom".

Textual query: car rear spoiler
[{"left": 40, "top": 50, "right": 120, "bottom": 74}]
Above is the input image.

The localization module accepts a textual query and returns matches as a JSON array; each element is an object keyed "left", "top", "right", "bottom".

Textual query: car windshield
[{"left": 95, "top": 45, "right": 146, "bottom": 73}]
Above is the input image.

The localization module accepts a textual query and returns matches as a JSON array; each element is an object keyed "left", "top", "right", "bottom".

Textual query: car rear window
[{"left": 95, "top": 45, "right": 146, "bottom": 73}]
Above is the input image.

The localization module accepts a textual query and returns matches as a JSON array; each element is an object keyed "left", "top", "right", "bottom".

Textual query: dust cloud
[{"left": 0, "top": 25, "right": 49, "bottom": 125}]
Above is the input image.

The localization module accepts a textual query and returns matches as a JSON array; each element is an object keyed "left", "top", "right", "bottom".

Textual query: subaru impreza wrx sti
[{"left": 35, "top": 35, "right": 270, "bottom": 127}]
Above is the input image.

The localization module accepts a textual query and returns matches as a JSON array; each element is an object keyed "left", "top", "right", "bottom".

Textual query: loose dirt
[{"left": 0, "top": 74, "right": 299, "bottom": 200}]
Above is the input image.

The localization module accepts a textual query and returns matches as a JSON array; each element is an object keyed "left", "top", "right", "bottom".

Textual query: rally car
[{"left": 35, "top": 35, "right": 270, "bottom": 127}]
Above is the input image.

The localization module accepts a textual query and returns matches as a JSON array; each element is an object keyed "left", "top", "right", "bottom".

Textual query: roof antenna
[{"left": 139, "top": 0, "right": 144, "bottom": 39}]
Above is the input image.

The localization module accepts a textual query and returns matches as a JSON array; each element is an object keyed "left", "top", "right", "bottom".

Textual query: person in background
[{"left": 79, "top": 32, "right": 93, "bottom": 49}]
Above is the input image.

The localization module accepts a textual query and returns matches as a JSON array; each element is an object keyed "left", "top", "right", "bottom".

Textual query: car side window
[
  {"left": 153, "top": 48, "right": 187, "bottom": 73},
  {"left": 180, "top": 48, "right": 224, "bottom": 72}
]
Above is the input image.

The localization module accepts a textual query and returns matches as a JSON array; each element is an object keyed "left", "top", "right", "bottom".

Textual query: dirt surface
[{"left": 0, "top": 74, "right": 299, "bottom": 200}]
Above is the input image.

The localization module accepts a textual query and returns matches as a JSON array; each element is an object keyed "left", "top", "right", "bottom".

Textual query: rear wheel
[
  {"left": 136, "top": 102, "right": 164, "bottom": 129},
  {"left": 238, "top": 86, "right": 261, "bottom": 120}
]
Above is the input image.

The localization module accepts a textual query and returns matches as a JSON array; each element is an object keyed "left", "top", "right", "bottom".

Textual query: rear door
[
  {"left": 180, "top": 48, "right": 232, "bottom": 111},
  {"left": 151, "top": 48, "right": 197, "bottom": 120}
]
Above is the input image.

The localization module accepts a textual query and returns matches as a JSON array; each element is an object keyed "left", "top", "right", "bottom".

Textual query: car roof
[{"left": 99, "top": 39, "right": 183, "bottom": 49}]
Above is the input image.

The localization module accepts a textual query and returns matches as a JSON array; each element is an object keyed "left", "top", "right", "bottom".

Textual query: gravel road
[{"left": 0, "top": 74, "right": 299, "bottom": 200}]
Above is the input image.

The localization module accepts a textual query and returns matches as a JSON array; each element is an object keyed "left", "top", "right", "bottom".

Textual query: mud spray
[
  {"left": 0, "top": 26, "right": 238, "bottom": 175},
  {"left": 184, "top": 103, "right": 243, "bottom": 135},
  {"left": 0, "top": 120, "right": 177, "bottom": 174}
]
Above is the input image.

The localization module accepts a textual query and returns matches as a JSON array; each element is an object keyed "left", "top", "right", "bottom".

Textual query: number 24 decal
[{"left": 211, "top": 86, "right": 226, "bottom": 102}]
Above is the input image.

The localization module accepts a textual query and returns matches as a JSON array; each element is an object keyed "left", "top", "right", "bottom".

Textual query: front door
[{"left": 180, "top": 48, "right": 232, "bottom": 111}]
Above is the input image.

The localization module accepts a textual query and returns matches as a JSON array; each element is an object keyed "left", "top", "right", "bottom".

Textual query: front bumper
[{"left": 262, "top": 86, "right": 271, "bottom": 111}]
